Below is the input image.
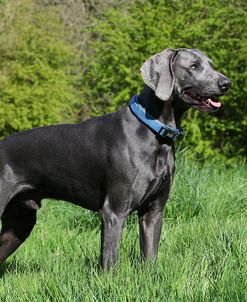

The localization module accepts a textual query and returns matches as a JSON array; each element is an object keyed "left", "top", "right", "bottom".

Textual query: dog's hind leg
[{"left": 0, "top": 199, "right": 37, "bottom": 263}]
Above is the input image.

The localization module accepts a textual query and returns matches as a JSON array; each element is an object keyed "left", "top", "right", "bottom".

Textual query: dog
[{"left": 0, "top": 48, "right": 230, "bottom": 270}]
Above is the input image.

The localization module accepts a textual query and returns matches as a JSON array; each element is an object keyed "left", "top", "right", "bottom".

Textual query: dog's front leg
[
  {"left": 138, "top": 203, "right": 165, "bottom": 261},
  {"left": 99, "top": 204, "right": 127, "bottom": 271}
]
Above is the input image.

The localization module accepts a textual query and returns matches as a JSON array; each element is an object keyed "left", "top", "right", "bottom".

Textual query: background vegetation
[{"left": 0, "top": 0, "right": 246, "bottom": 159}]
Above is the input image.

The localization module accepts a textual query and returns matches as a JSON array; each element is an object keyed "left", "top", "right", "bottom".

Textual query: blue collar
[{"left": 129, "top": 95, "right": 183, "bottom": 141}]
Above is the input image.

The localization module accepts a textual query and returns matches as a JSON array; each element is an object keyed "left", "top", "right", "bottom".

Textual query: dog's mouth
[{"left": 182, "top": 91, "right": 222, "bottom": 112}]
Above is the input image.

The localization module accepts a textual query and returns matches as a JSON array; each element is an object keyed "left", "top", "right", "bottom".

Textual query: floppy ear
[{"left": 140, "top": 49, "right": 176, "bottom": 101}]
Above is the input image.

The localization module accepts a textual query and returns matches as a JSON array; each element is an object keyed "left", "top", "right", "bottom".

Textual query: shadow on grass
[{"left": 0, "top": 257, "right": 42, "bottom": 277}]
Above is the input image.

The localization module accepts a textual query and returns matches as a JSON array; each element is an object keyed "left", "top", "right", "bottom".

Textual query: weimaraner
[{"left": 0, "top": 48, "right": 230, "bottom": 270}]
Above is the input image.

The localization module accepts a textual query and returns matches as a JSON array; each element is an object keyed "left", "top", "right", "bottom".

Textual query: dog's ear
[{"left": 140, "top": 49, "right": 177, "bottom": 101}]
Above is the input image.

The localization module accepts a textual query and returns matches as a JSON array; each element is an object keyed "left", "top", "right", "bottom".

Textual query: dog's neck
[{"left": 138, "top": 85, "right": 185, "bottom": 129}]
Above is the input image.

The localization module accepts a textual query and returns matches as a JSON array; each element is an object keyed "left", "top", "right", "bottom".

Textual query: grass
[{"left": 0, "top": 155, "right": 246, "bottom": 301}]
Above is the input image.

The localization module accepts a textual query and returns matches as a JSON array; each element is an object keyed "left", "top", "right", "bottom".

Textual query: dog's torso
[{"left": 0, "top": 106, "right": 174, "bottom": 214}]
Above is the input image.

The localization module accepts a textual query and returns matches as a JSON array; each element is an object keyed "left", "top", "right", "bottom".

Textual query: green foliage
[
  {"left": 0, "top": 158, "right": 246, "bottom": 300},
  {"left": 82, "top": 0, "right": 247, "bottom": 160},
  {"left": 0, "top": 0, "right": 80, "bottom": 136}
]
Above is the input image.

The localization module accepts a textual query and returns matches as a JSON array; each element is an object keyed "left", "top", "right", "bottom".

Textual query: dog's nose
[{"left": 218, "top": 77, "right": 231, "bottom": 93}]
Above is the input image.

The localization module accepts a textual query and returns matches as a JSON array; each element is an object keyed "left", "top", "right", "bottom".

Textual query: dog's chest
[{"left": 130, "top": 147, "right": 174, "bottom": 205}]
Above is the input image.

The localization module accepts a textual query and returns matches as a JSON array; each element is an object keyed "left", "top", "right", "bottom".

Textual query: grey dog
[{"left": 0, "top": 48, "right": 230, "bottom": 270}]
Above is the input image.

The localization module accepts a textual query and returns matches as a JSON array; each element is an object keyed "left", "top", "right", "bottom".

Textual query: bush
[
  {"left": 82, "top": 0, "right": 247, "bottom": 160},
  {"left": 0, "top": 0, "right": 80, "bottom": 137}
]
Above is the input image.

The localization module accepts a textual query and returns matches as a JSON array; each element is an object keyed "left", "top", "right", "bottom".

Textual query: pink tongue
[{"left": 208, "top": 98, "right": 221, "bottom": 108}]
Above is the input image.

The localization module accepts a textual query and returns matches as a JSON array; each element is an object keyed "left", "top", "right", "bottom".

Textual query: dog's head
[{"left": 140, "top": 48, "right": 231, "bottom": 112}]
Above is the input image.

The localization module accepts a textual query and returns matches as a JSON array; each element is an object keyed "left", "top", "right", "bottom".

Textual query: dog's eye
[{"left": 190, "top": 64, "right": 198, "bottom": 69}]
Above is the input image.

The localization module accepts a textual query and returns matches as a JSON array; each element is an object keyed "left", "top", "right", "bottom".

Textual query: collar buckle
[
  {"left": 158, "top": 126, "right": 183, "bottom": 141},
  {"left": 158, "top": 127, "right": 174, "bottom": 138},
  {"left": 158, "top": 127, "right": 167, "bottom": 137}
]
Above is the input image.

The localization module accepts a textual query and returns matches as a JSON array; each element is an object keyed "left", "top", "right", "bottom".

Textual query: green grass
[{"left": 0, "top": 156, "right": 246, "bottom": 301}]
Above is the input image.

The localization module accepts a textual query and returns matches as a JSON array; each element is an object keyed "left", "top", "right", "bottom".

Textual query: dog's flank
[{"left": 0, "top": 48, "right": 230, "bottom": 271}]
